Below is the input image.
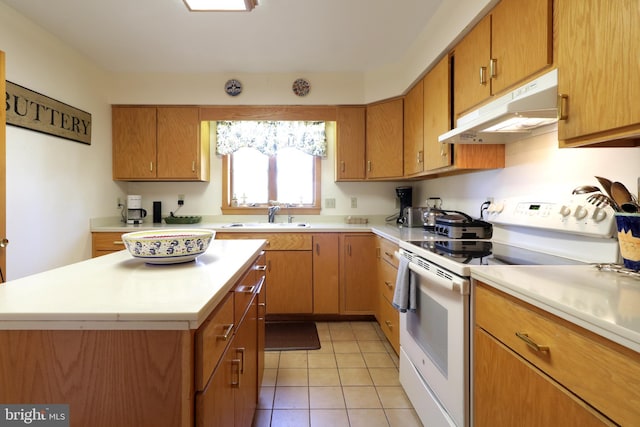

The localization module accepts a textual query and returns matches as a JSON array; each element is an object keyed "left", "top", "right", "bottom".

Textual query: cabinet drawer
[
  {"left": 476, "top": 283, "right": 640, "bottom": 426},
  {"left": 378, "top": 237, "right": 399, "bottom": 268},
  {"left": 195, "top": 292, "right": 235, "bottom": 391},
  {"left": 378, "top": 297, "right": 399, "bottom": 355},
  {"left": 379, "top": 258, "right": 397, "bottom": 304},
  {"left": 216, "top": 232, "right": 312, "bottom": 250},
  {"left": 234, "top": 267, "right": 263, "bottom": 324},
  {"left": 91, "top": 232, "right": 126, "bottom": 257}
]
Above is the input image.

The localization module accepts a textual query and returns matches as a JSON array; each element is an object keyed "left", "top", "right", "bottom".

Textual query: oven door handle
[{"left": 407, "top": 261, "right": 469, "bottom": 295}]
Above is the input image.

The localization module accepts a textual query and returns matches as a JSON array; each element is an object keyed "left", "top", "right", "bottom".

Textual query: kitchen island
[{"left": 0, "top": 239, "right": 266, "bottom": 427}]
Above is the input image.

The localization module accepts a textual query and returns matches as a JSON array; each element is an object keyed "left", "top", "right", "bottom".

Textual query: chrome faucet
[{"left": 267, "top": 205, "right": 280, "bottom": 223}]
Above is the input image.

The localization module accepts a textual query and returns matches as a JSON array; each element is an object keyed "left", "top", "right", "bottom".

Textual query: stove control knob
[
  {"left": 559, "top": 205, "right": 572, "bottom": 217},
  {"left": 574, "top": 205, "right": 588, "bottom": 220},
  {"left": 591, "top": 207, "right": 607, "bottom": 222}
]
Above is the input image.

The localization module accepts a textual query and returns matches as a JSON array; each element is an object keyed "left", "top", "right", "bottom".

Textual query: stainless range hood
[{"left": 439, "top": 68, "right": 558, "bottom": 144}]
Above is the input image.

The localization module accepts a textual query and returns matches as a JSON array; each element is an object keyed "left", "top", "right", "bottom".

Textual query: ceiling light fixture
[{"left": 183, "top": 0, "right": 258, "bottom": 12}]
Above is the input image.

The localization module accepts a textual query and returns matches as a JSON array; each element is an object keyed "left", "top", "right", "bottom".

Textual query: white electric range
[{"left": 396, "top": 194, "right": 621, "bottom": 427}]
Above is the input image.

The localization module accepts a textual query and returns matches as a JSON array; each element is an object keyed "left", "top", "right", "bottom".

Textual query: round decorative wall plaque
[
  {"left": 292, "top": 78, "right": 310, "bottom": 97},
  {"left": 224, "top": 79, "right": 243, "bottom": 96}
]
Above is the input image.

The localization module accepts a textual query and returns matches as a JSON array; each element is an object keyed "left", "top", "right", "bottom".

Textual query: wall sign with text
[{"left": 5, "top": 81, "right": 92, "bottom": 145}]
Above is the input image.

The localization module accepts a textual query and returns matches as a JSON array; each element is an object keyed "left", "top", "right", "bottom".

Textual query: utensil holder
[{"left": 615, "top": 213, "right": 640, "bottom": 271}]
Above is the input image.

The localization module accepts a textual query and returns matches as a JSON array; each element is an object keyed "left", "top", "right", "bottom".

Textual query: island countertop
[{"left": 0, "top": 239, "right": 266, "bottom": 330}]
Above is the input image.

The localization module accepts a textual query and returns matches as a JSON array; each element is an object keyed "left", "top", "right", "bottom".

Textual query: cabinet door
[
  {"left": 474, "top": 327, "right": 613, "bottom": 427},
  {"left": 112, "top": 106, "right": 157, "bottom": 180},
  {"left": 266, "top": 251, "right": 313, "bottom": 314},
  {"left": 366, "top": 99, "right": 404, "bottom": 179},
  {"left": 491, "top": 0, "right": 552, "bottom": 94},
  {"left": 557, "top": 0, "right": 640, "bottom": 145},
  {"left": 156, "top": 107, "right": 201, "bottom": 180},
  {"left": 312, "top": 234, "right": 340, "bottom": 314},
  {"left": 336, "top": 106, "right": 366, "bottom": 181},
  {"left": 341, "top": 234, "right": 377, "bottom": 314},
  {"left": 234, "top": 300, "right": 258, "bottom": 427},
  {"left": 196, "top": 346, "right": 235, "bottom": 427},
  {"left": 453, "top": 15, "right": 491, "bottom": 118},
  {"left": 403, "top": 80, "right": 424, "bottom": 176},
  {"left": 423, "top": 55, "right": 452, "bottom": 171}
]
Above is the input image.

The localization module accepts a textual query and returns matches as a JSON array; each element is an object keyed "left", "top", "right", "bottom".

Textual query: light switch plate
[
  {"left": 351, "top": 197, "right": 358, "bottom": 208},
  {"left": 325, "top": 198, "right": 336, "bottom": 209}
]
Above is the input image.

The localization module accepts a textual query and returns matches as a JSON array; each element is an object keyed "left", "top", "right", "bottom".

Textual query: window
[{"left": 217, "top": 121, "right": 326, "bottom": 214}]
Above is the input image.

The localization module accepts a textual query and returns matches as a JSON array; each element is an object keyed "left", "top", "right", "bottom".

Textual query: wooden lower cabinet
[
  {"left": 341, "top": 234, "right": 377, "bottom": 314},
  {"left": 91, "top": 231, "right": 126, "bottom": 257},
  {"left": 266, "top": 250, "right": 312, "bottom": 314},
  {"left": 375, "top": 236, "right": 400, "bottom": 354},
  {"left": 474, "top": 282, "right": 640, "bottom": 426},
  {"left": 312, "top": 234, "right": 340, "bottom": 314}
]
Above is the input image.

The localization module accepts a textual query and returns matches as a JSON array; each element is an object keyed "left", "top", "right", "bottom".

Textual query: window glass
[{"left": 231, "top": 147, "right": 268, "bottom": 205}]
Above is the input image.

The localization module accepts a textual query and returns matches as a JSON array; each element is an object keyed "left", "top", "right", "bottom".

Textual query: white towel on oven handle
[{"left": 392, "top": 256, "right": 417, "bottom": 313}]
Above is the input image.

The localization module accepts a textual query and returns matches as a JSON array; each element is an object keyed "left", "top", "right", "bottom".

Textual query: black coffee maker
[{"left": 395, "top": 186, "right": 413, "bottom": 224}]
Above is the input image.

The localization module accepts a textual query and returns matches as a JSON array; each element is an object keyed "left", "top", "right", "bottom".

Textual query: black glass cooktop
[{"left": 404, "top": 240, "right": 586, "bottom": 266}]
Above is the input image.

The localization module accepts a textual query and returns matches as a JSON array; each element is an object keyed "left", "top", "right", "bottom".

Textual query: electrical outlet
[
  {"left": 325, "top": 198, "right": 336, "bottom": 209},
  {"left": 350, "top": 197, "right": 358, "bottom": 208},
  {"left": 486, "top": 196, "right": 494, "bottom": 203},
  {"left": 178, "top": 194, "right": 185, "bottom": 206},
  {"left": 117, "top": 197, "right": 122, "bottom": 208}
]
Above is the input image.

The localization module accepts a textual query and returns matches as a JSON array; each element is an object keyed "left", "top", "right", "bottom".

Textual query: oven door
[{"left": 399, "top": 258, "right": 470, "bottom": 427}]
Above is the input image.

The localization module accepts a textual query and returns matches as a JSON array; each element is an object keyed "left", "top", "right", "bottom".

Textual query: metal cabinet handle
[
  {"left": 385, "top": 320, "right": 393, "bottom": 329},
  {"left": 239, "top": 285, "right": 256, "bottom": 294},
  {"left": 237, "top": 347, "right": 246, "bottom": 374},
  {"left": 440, "top": 142, "right": 448, "bottom": 158},
  {"left": 340, "top": 160, "right": 345, "bottom": 173},
  {"left": 192, "top": 160, "right": 195, "bottom": 172},
  {"left": 258, "top": 302, "right": 266, "bottom": 318},
  {"left": 316, "top": 243, "right": 320, "bottom": 256},
  {"left": 479, "top": 66, "right": 487, "bottom": 85},
  {"left": 515, "top": 332, "right": 549, "bottom": 352},
  {"left": 149, "top": 161, "right": 153, "bottom": 172},
  {"left": 367, "top": 160, "right": 372, "bottom": 172},
  {"left": 557, "top": 94, "right": 569, "bottom": 120},
  {"left": 0, "top": 238, "right": 8, "bottom": 248},
  {"left": 218, "top": 323, "right": 234, "bottom": 341},
  {"left": 255, "top": 265, "right": 267, "bottom": 271},
  {"left": 384, "top": 281, "right": 393, "bottom": 289},
  {"left": 113, "top": 240, "right": 124, "bottom": 245},
  {"left": 489, "top": 58, "right": 497, "bottom": 79},
  {"left": 231, "top": 359, "right": 241, "bottom": 387}
]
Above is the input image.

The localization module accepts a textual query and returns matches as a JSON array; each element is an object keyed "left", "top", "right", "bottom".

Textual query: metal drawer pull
[
  {"left": 218, "top": 323, "right": 234, "bottom": 341},
  {"left": 384, "top": 281, "right": 393, "bottom": 289},
  {"left": 240, "top": 285, "right": 256, "bottom": 294},
  {"left": 255, "top": 265, "right": 267, "bottom": 271},
  {"left": 237, "top": 347, "right": 246, "bottom": 374},
  {"left": 385, "top": 320, "right": 393, "bottom": 329},
  {"left": 231, "top": 359, "right": 241, "bottom": 387},
  {"left": 113, "top": 241, "right": 124, "bottom": 245},
  {"left": 516, "top": 332, "right": 549, "bottom": 352}
]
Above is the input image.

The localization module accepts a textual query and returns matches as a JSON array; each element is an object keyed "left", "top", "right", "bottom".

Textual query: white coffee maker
[{"left": 126, "top": 195, "right": 147, "bottom": 224}]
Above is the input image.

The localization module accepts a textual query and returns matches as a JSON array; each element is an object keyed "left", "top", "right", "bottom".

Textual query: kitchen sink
[{"left": 221, "top": 222, "right": 311, "bottom": 228}]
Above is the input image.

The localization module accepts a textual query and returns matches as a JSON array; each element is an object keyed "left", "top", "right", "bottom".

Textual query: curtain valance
[{"left": 216, "top": 121, "right": 327, "bottom": 157}]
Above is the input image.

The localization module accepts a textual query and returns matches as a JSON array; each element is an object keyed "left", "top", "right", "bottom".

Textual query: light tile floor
[{"left": 253, "top": 321, "right": 423, "bottom": 427}]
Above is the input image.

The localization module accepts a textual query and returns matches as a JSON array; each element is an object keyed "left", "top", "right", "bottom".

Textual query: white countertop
[
  {"left": 472, "top": 265, "right": 640, "bottom": 352},
  {"left": 0, "top": 239, "right": 266, "bottom": 330}
]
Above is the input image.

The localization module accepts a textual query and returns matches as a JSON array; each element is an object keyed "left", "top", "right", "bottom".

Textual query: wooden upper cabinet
[
  {"left": 112, "top": 105, "right": 210, "bottom": 181},
  {"left": 424, "top": 55, "right": 452, "bottom": 171},
  {"left": 454, "top": 0, "right": 553, "bottom": 119},
  {"left": 403, "top": 80, "right": 425, "bottom": 177},
  {"left": 366, "top": 98, "right": 404, "bottom": 179},
  {"left": 112, "top": 106, "right": 157, "bottom": 180},
  {"left": 156, "top": 107, "right": 205, "bottom": 180},
  {"left": 557, "top": 0, "right": 640, "bottom": 147},
  {"left": 453, "top": 14, "right": 492, "bottom": 118},
  {"left": 335, "top": 106, "right": 366, "bottom": 181}
]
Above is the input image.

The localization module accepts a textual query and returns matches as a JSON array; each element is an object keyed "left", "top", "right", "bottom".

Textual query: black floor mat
[{"left": 265, "top": 321, "right": 321, "bottom": 351}]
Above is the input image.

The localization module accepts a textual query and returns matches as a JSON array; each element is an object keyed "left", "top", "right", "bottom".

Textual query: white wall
[
  {"left": 412, "top": 131, "right": 640, "bottom": 215},
  {"left": 1, "top": 2, "right": 124, "bottom": 279}
]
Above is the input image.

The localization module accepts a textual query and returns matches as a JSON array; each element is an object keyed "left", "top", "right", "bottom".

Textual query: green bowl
[{"left": 163, "top": 215, "right": 202, "bottom": 224}]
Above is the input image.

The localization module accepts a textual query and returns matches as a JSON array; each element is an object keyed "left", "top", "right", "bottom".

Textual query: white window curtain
[{"left": 216, "top": 121, "right": 327, "bottom": 157}]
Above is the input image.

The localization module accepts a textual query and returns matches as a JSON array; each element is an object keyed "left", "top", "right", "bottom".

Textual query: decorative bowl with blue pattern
[{"left": 121, "top": 229, "right": 215, "bottom": 264}]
